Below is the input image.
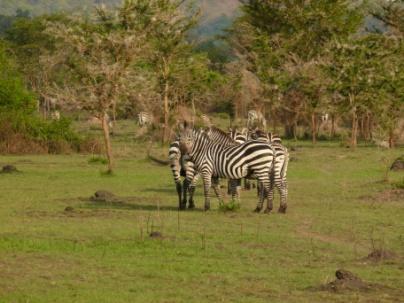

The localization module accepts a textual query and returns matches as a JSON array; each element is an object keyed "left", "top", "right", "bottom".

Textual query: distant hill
[{"left": 0, "top": 0, "right": 240, "bottom": 39}]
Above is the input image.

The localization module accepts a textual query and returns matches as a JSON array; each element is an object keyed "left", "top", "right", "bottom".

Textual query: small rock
[
  {"left": 90, "top": 190, "right": 120, "bottom": 203},
  {"left": 366, "top": 249, "right": 397, "bottom": 262},
  {"left": 64, "top": 206, "right": 74, "bottom": 212},
  {"left": 390, "top": 156, "right": 404, "bottom": 171},
  {"left": 335, "top": 269, "right": 359, "bottom": 281},
  {"left": 149, "top": 231, "right": 163, "bottom": 238},
  {"left": 1, "top": 165, "right": 18, "bottom": 173}
]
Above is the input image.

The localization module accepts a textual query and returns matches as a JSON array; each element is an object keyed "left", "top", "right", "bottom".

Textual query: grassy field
[{"left": 0, "top": 121, "right": 403, "bottom": 302}]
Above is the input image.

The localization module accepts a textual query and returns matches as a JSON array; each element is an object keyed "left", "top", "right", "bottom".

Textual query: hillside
[
  {"left": 0, "top": 0, "right": 239, "bottom": 39},
  {"left": 0, "top": 0, "right": 239, "bottom": 16}
]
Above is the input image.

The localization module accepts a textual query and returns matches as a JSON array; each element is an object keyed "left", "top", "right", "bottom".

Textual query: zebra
[
  {"left": 178, "top": 123, "right": 275, "bottom": 211},
  {"left": 169, "top": 139, "right": 198, "bottom": 210},
  {"left": 247, "top": 110, "right": 267, "bottom": 130},
  {"left": 200, "top": 114, "right": 212, "bottom": 128},
  {"left": 169, "top": 126, "right": 228, "bottom": 210},
  {"left": 138, "top": 111, "right": 152, "bottom": 127},
  {"left": 252, "top": 129, "right": 289, "bottom": 213},
  {"left": 228, "top": 128, "right": 258, "bottom": 191},
  {"left": 252, "top": 129, "right": 282, "bottom": 144},
  {"left": 50, "top": 110, "right": 60, "bottom": 121}
]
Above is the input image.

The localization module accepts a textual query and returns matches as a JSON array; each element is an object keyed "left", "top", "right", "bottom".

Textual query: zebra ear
[{"left": 178, "top": 121, "right": 185, "bottom": 131}]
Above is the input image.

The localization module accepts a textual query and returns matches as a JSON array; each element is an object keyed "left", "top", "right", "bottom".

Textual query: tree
[
  {"left": 42, "top": 1, "right": 150, "bottom": 172},
  {"left": 146, "top": 0, "right": 200, "bottom": 142},
  {"left": 230, "top": 0, "right": 363, "bottom": 140}
]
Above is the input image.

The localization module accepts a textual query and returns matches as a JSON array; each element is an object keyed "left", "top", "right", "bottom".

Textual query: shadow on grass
[
  {"left": 142, "top": 187, "right": 175, "bottom": 194},
  {"left": 78, "top": 197, "right": 203, "bottom": 212}
]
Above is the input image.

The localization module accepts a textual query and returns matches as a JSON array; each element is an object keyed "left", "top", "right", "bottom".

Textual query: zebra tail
[
  {"left": 280, "top": 147, "right": 289, "bottom": 179},
  {"left": 147, "top": 150, "right": 170, "bottom": 165}
]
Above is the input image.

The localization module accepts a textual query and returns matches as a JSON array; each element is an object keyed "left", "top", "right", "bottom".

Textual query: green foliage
[
  {"left": 88, "top": 156, "right": 108, "bottom": 165},
  {"left": 0, "top": 43, "right": 36, "bottom": 111},
  {"left": 218, "top": 200, "right": 240, "bottom": 212}
]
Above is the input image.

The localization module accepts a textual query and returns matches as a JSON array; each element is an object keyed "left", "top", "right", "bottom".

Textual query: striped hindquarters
[{"left": 138, "top": 111, "right": 152, "bottom": 126}]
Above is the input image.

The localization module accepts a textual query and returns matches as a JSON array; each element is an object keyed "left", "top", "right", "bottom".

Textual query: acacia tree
[
  {"left": 42, "top": 1, "right": 150, "bottom": 172},
  {"left": 323, "top": 1, "right": 403, "bottom": 148},
  {"left": 147, "top": 0, "right": 200, "bottom": 142},
  {"left": 230, "top": 0, "right": 363, "bottom": 140}
]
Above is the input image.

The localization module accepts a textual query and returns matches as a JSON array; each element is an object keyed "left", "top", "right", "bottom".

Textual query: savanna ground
[{"left": 0, "top": 120, "right": 403, "bottom": 303}]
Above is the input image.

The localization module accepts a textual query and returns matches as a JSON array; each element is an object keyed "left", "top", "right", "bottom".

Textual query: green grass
[{"left": 0, "top": 121, "right": 403, "bottom": 302}]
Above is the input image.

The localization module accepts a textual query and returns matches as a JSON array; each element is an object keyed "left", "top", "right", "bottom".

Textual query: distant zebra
[
  {"left": 201, "top": 114, "right": 212, "bottom": 128},
  {"left": 178, "top": 123, "right": 275, "bottom": 211},
  {"left": 138, "top": 111, "right": 152, "bottom": 127},
  {"left": 253, "top": 130, "right": 289, "bottom": 213},
  {"left": 50, "top": 110, "right": 60, "bottom": 121},
  {"left": 321, "top": 113, "right": 329, "bottom": 123},
  {"left": 87, "top": 113, "right": 114, "bottom": 134},
  {"left": 247, "top": 110, "right": 267, "bottom": 130}
]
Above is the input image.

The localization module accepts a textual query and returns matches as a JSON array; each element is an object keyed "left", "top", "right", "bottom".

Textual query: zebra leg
[
  {"left": 255, "top": 176, "right": 270, "bottom": 213},
  {"left": 202, "top": 173, "right": 212, "bottom": 211},
  {"left": 182, "top": 178, "right": 190, "bottom": 209},
  {"left": 264, "top": 181, "right": 274, "bottom": 214},
  {"left": 230, "top": 179, "right": 241, "bottom": 202},
  {"left": 212, "top": 177, "right": 223, "bottom": 205},
  {"left": 278, "top": 180, "right": 288, "bottom": 213},
  {"left": 244, "top": 178, "right": 251, "bottom": 190},
  {"left": 188, "top": 185, "right": 196, "bottom": 209},
  {"left": 188, "top": 173, "right": 199, "bottom": 209},
  {"left": 176, "top": 181, "right": 185, "bottom": 210},
  {"left": 227, "top": 179, "right": 232, "bottom": 195}
]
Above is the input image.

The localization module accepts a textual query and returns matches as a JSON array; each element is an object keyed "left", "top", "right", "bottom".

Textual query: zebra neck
[{"left": 189, "top": 132, "right": 209, "bottom": 160}]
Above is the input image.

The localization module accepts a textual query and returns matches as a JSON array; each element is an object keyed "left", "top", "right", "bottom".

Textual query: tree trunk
[
  {"left": 163, "top": 81, "right": 170, "bottom": 143},
  {"left": 389, "top": 128, "right": 395, "bottom": 148},
  {"left": 351, "top": 108, "right": 358, "bottom": 148},
  {"left": 359, "top": 115, "right": 364, "bottom": 140},
  {"left": 284, "top": 124, "right": 295, "bottom": 139},
  {"left": 311, "top": 112, "right": 317, "bottom": 144},
  {"left": 330, "top": 114, "right": 336, "bottom": 138},
  {"left": 101, "top": 113, "right": 114, "bottom": 173}
]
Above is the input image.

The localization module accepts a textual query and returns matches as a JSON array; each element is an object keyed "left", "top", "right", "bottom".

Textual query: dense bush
[{"left": 0, "top": 44, "right": 99, "bottom": 154}]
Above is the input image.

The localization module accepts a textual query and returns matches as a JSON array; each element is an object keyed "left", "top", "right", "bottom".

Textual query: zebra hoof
[
  {"left": 278, "top": 205, "right": 287, "bottom": 213},
  {"left": 188, "top": 203, "right": 195, "bottom": 209},
  {"left": 204, "top": 204, "right": 210, "bottom": 211},
  {"left": 253, "top": 207, "right": 262, "bottom": 213},
  {"left": 264, "top": 208, "right": 272, "bottom": 214},
  {"left": 179, "top": 203, "right": 187, "bottom": 211}
]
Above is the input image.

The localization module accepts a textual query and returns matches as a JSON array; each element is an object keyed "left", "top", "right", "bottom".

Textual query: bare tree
[{"left": 41, "top": 2, "right": 150, "bottom": 172}]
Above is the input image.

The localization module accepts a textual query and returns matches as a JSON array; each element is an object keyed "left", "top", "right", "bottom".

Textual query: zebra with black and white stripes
[
  {"left": 253, "top": 129, "right": 289, "bottom": 213},
  {"left": 169, "top": 127, "right": 227, "bottom": 210},
  {"left": 169, "top": 139, "right": 199, "bottom": 210},
  {"left": 138, "top": 111, "right": 152, "bottom": 127},
  {"left": 178, "top": 123, "right": 275, "bottom": 211},
  {"left": 247, "top": 110, "right": 267, "bottom": 130}
]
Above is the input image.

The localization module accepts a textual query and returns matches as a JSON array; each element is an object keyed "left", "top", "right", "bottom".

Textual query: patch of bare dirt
[
  {"left": 371, "top": 188, "right": 404, "bottom": 202},
  {"left": 316, "top": 269, "right": 386, "bottom": 293},
  {"left": 90, "top": 190, "right": 123, "bottom": 203},
  {"left": 364, "top": 249, "right": 398, "bottom": 263},
  {"left": 149, "top": 231, "right": 163, "bottom": 239},
  {"left": 0, "top": 165, "right": 19, "bottom": 174},
  {"left": 390, "top": 156, "right": 404, "bottom": 171}
]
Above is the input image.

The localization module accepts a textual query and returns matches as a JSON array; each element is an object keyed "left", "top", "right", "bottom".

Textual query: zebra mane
[{"left": 209, "top": 126, "right": 237, "bottom": 144}]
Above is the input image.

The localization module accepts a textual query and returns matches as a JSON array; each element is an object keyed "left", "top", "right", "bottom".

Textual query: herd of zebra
[{"left": 168, "top": 120, "right": 289, "bottom": 214}]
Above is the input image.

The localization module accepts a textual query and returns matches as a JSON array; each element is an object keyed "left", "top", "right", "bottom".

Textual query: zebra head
[{"left": 178, "top": 122, "right": 196, "bottom": 155}]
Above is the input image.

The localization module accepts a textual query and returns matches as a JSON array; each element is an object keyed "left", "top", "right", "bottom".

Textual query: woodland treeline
[{"left": 0, "top": 0, "right": 403, "bottom": 169}]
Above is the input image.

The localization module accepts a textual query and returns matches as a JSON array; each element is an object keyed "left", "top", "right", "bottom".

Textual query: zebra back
[{"left": 138, "top": 111, "right": 152, "bottom": 126}]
